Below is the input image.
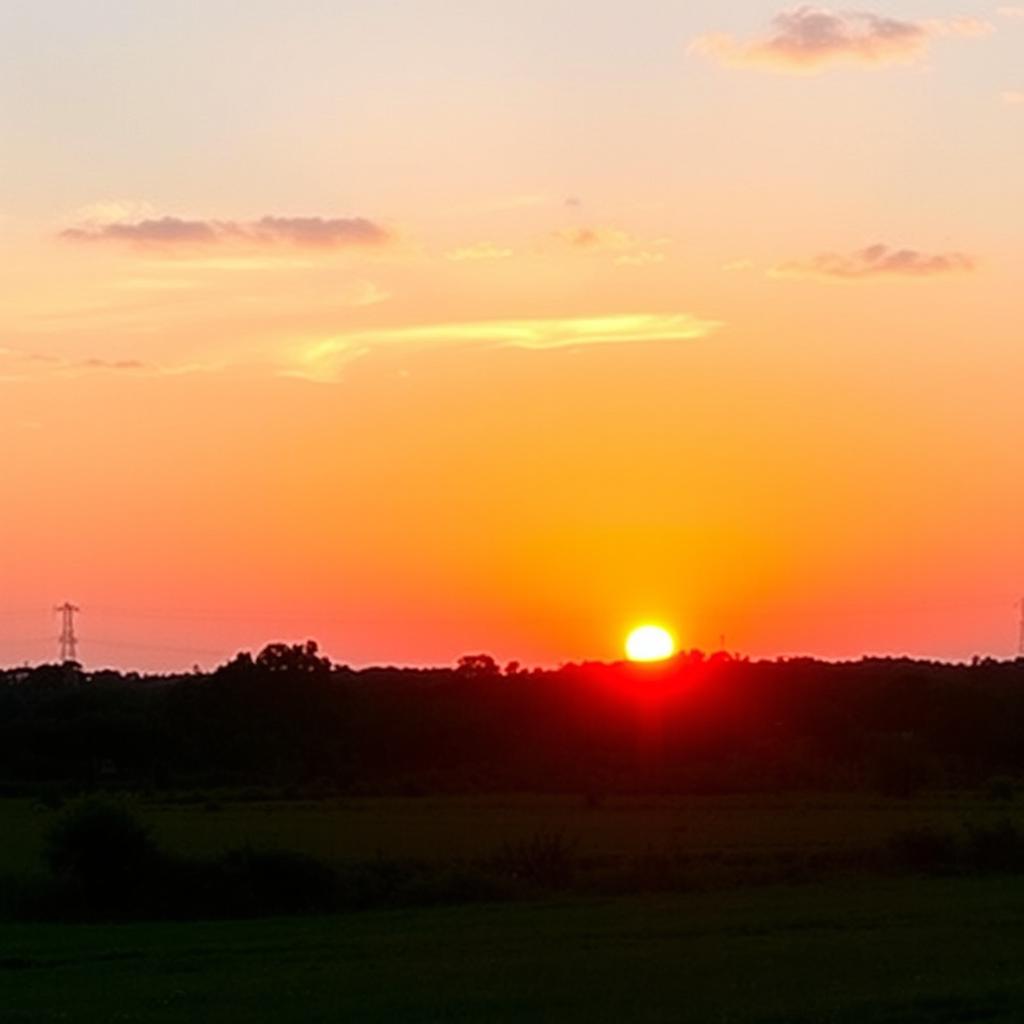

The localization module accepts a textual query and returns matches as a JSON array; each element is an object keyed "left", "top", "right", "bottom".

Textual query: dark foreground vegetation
[
  {"left": 5, "top": 646, "right": 1024, "bottom": 1021},
  {"left": 3, "top": 643, "right": 1024, "bottom": 796},
  {"left": 6, "top": 877, "right": 1024, "bottom": 1023},
  {"left": 3, "top": 644, "right": 1024, "bottom": 919},
  {"left": 6, "top": 793, "right": 1024, "bottom": 925}
]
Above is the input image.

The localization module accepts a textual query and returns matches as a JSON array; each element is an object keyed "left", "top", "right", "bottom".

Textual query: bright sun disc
[{"left": 625, "top": 625, "right": 675, "bottom": 662}]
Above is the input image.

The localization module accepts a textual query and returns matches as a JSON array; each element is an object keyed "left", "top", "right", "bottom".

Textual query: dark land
[{"left": 4, "top": 644, "right": 1024, "bottom": 1021}]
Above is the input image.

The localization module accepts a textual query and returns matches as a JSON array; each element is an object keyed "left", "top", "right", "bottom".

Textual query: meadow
[
  {"left": 4, "top": 876, "right": 1024, "bottom": 1022},
  {"left": 5, "top": 792, "right": 1024, "bottom": 1019},
  {"left": 3, "top": 790, "right": 1024, "bottom": 877}
]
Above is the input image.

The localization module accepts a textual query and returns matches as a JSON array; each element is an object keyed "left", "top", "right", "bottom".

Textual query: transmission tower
[{"left": 56, "top": 602, "right": 80, "bottom": 663}]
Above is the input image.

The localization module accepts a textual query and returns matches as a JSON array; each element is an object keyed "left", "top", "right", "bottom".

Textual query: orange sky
[{"left": 2, "top": 2, "right": 1022, "bottom": 669}]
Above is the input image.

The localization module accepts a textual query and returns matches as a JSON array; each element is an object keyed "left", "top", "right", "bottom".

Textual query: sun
[{"left": 625, "top": 625, "right": 676, "bottom": 663}]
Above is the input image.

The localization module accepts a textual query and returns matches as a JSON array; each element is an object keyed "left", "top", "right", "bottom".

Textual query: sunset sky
[{"left": 2, "top": 1, "right": 1022, "bottom": 670}]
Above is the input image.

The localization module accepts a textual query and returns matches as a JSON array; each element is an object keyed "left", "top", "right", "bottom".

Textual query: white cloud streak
[{"left": 291, "top": 313, "right": 723, "bottom": 380}]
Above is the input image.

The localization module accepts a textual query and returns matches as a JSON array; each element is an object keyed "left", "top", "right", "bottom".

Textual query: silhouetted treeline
[{"left": 2, "top": 643, "right": 1024, "bottom": 795}]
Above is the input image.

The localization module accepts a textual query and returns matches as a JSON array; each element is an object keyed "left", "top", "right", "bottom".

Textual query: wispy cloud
[
  {"left": 0, "top": 345, "right": 158, "bottom": 378},
  {"left": 77, "top": 358, "right": 149, "bottom": 371},
  {"left": 143, "top": 257, "right": 318, "bottom": 272},
  {"left": 1002, "top": 89, "right": 1024, "bottom": 105},
  {"left": 64, "top": 217, "right": 218, "bottom": 245},
  {"left": 292, "top": 313, "right": 722, "bottom": 379},
  {"left": 774, "top": 243, "right": 976, "bottom": 280},
  {"left": 557, "top": 227, "right": 635, "bottom": 250},
  {"left": 446, "top": 243, "right": 514, "bottom": 262},
  {"left": 691, "top": 7, "right": 990, "bottom": 73},
  {"left": 74, "top": 199, "right": 157, "bottom": 224},
  {"left": 110, "top": 277, "right": 203, "bottom": 292},
  {"left": 254, "top": 216, "right": 390, "bottom": 248},
  {"left": 998, "top": 5, "right": 1024, "bottom": 19},
  {"left": 555, "top": 227, "right": 670, "bottom": 266},
  {"left": 61, "top": 215, "right": 392, "bottom": 250}
]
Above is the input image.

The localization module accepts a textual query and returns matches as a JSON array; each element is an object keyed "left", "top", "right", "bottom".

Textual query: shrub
[
  {"left": 987, "top": 777, "right": 1017, "bottom": 802},
  {"left": 494, "top": 831, "right": 579, "bottom": 890},
  {"left": 44, "top": 797, "right": 161, "bottom": 894},
  {"left": 888, "top": 826, "right": 960, "bottom": 874},
  {"left": 330, "top": 858, "right": 510, "bottom": 910},
  {"left": 619, "top": 847, "right": 691, "bottom": 893},
  {"left": 37, "top": 800, "right": 341, "bottom": 920},
  {"left": 965, "top": 820, "right": 1024, "bottom": 873},
  {"left": 32, "top": 783, "right": 67, "bottom": 811},
  {"left": 213, "top": 847, "right": 338, "bottom": 916},
  {"left": 405, "top": 864, "right": 512, "bottom": 906}
]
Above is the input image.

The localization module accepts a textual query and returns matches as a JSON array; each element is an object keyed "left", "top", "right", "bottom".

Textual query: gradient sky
[{"left": 2, "top": 1, "right": 1022, "bottom": 670}]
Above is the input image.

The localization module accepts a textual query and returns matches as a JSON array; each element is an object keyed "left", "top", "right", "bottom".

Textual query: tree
[
  {"left": 255, "top": 641, "right": 331, "bottom": 676},
  {"left": 46, "top": 797, "right": 160, "bottom": 893},
  {"left": 455, "top": 654, "right": 500, "bottom": 679}
]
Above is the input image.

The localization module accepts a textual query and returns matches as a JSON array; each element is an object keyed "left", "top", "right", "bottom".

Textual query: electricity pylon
[{"left": 56, "top": 602, "right": 80, "bottom": 663}]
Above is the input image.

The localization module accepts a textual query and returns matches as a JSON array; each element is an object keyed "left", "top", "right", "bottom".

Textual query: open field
[
  {"left": 4, "top": 792, "right": 1024, "bottom": 878},
  {"left": 4, "top": 876, "right": 1024, "bottom": 1022},
  {"left": 6, "top": 792, "right": 1024, "bottom": 1020}
]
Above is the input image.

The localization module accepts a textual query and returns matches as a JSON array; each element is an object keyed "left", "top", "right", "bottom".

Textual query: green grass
[
  {"left": 5, "top": 795, "right": 1024, "bottom": 1020},
  {"left": 3, "top": 877, "right": 1024, "bottom": 1022},
  {"left": 3, "top": 792, "right": 1023, "bottom": 876}
]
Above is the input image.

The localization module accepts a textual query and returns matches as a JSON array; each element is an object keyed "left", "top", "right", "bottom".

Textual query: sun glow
[{"left": 625, "top": 625, "right": 676, "bottom": 662}]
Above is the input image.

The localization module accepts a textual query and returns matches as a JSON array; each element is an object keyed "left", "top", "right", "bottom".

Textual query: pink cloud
[
  {"left": 691, "top": 7, "right": 989, "bottom": 72},
  {"left": 776, "top": 243, "right": 976, "bottom": 279},
  {"left": 62, "top": 215, "right": 391, "bottom": 250}
]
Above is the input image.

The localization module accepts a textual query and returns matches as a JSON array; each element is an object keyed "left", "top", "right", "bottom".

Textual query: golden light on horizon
[
  {"left": 0, "top": 2, "right": 1018, "bottom": 671},
  {"left": 625, "top": 625, "right": 676, "bottom": 663}
]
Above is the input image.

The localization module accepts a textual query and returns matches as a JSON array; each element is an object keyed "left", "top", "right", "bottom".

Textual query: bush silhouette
[
  {"left": 494, "top": 831, "right": 579, "bottom": 889},
  {"left": 965, "top": 820, "right": 1024, "bottom": 873},
  {"left": 41, "top": 797, "right": 166, "bottom": 918},
  {"left": 987, "top": 776, "right": 1017, "bottom": 802},
  {"left": 214, "top": 847, "right": 338, "bottom": 916},
  {"left": 45, "top": 797, "right": 160, "bottom": 894},
  {"left": 888, "top": 826, "right": 960, "bottom": 874}
]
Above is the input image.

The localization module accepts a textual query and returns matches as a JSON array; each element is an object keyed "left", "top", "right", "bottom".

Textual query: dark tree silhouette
[
  {"left": 3, "top": 646, "right": 1024, "bottom": 794},
  {"left": 456, "top": 654, "right": 501, "bottom": 679}
]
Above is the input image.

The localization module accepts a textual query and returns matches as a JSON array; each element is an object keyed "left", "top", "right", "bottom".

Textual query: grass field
[
  {"left": 3, "top": 791, "right": 1023, "bottom": 877},
  {"left": 3, "top": 876, "right": 1024, "bottom": 1022},
  {"left": 5, "top": 794, "right": 1024, "bottom": 1020}
]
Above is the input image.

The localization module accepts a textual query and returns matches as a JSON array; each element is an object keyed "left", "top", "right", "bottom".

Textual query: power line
[
  {"left": 84, "top": 605, "right": 323, "bottom": 624},
  {"left": 85, "top": 637, "right": 228, "bottom": 658}
]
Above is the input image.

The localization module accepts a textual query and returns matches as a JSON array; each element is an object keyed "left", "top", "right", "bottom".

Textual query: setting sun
[{"left": 625, "top": 625, "right": 676, "bottom": 663}]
